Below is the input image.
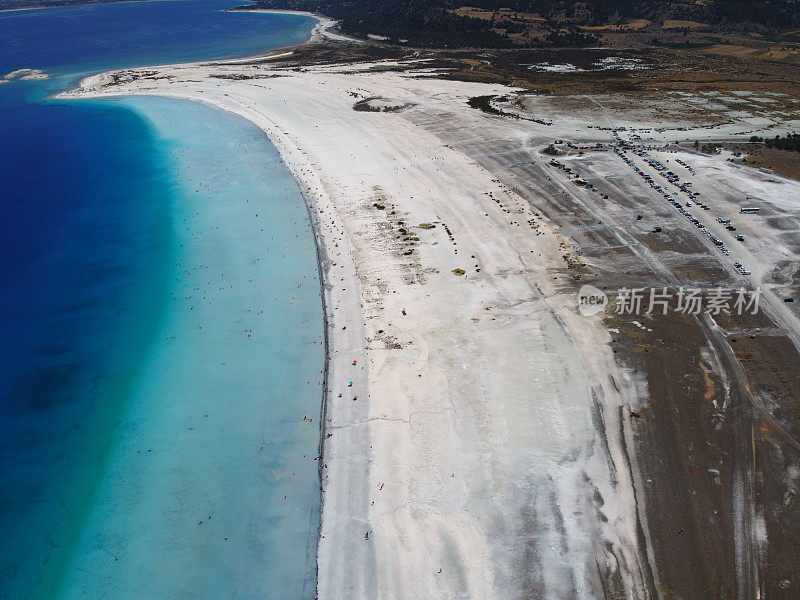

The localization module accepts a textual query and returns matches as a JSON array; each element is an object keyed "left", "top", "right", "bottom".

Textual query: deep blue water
[
  {"left": 0, "top": 3, "right": 320, "bottom": 599},
  {"left": 0, "top": 0, "right": 314, "bottom": 81},
  {"left": 0, "top": 94, "right": 175, "bottom": 600}
]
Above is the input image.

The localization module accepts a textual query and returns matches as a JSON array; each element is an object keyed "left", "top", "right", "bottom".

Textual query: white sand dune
[
  {"left": 64, "top": 62, "right": 652, "bottom": 599},
  {"left": 2, "top": 67, "right": 49, "bottom": 81}
]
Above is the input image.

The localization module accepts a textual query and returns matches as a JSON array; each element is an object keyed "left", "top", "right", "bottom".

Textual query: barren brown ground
[{"left": 737, "top": 144, "right": 800, "bottom": 181}]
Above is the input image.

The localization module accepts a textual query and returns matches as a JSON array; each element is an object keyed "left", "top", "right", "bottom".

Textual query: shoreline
[
  {"left": 59, "top": 17, "right": 364, "bottom": 594},
  {"left": 64, "top": 15, "right": 356, "bottom": 566},
  {"left": 93, "top": 81, "right": 369, "bottom": 594},
  {"left": 38, "top": 12, "right": 341, "bottom": 598}
]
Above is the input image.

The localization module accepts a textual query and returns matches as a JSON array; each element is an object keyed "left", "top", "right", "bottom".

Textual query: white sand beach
[{"left": 62, "top": 58, "right": 668, "bottom": 598}]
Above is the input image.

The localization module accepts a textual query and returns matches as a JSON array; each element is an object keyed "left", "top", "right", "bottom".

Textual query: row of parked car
[
  {"left": 638, "top": 152, "right": 711, "bottom": 209},
  {"left": 613, "top": 145, "right": 752, "bottom": 271},
  {"left": 675, "top": 157, "right": 696, "bottom": 175}
]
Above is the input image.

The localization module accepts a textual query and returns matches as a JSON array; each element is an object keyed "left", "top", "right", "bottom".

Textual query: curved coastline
[
  {"left": 62, "top": 14, "right": 364, "bottom": 593},
  {"left": 156, "top": 87, "right": 371, "bottom": 594},
  {"left": 65, "top": 59, "right": 377, "bottom": 598}
]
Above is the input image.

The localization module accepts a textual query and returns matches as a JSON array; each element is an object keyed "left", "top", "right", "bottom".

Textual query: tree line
[{"left": 750, "top": 133, "right": 800, "bottom": 152}]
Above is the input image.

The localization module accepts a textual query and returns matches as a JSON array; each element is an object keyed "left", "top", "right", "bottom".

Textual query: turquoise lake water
[{"left": 0, "top": 3, "right": 324, "bottom": 599}]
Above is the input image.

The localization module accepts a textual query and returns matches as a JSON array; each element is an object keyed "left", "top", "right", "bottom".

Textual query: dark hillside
[{"left": 241, "top": 0, "right": 800, "bottom": 47}]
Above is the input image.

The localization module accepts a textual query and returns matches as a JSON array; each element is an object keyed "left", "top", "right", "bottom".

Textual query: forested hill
[
  {"left": 454, "top": 0, "right": 800, "bottom": 28},
  {"left": 242, "top": 0, "right": 800, "bottom": 48}
]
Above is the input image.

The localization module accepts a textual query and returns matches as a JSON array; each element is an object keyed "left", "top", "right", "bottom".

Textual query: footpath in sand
[{"left": 64, "top": 62, "right": 652, "bottom": 598}]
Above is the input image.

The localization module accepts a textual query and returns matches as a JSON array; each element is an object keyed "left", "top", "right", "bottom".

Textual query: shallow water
[
  {"left": 58, "top": 96, "right": 324, "bottom": 600},
  {"left": 0, "top": 3, "right": 323, "bottom": 599}
]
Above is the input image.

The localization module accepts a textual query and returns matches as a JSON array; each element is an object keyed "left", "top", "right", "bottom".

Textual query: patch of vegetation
[
  {"left": 354, "top": 99, "right": 382, "bottom": 112},
  {"left": 354, "top": 97, "right": 407, "bottom": 112},
  {"left": 700, "top": 142, "right": 719, "bottom": 153},
  {"left": 467, "top": 94, "right": 552, "bottom": 125},
  {"left": 452, "top": 268, "right": 466, "bottom": 276},
  {"left": 657, "top": 41, "right": 715, "bottom": 49},
  {"left": 468, "top": 95, "right": 502, "bottom": 115},
  {"left": 750, "top": 133, "right": 800, "bottom": 152}
]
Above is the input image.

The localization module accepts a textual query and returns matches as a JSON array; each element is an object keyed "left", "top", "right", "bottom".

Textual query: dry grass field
[
  {"left": 662, "top": 19, "right": 710, "bottom": 29},
  {"left": 582, "top": 18, "right": 651, "bottom": 31}
]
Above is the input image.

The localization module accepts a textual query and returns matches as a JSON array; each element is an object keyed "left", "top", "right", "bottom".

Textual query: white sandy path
[{"left": 65, "top": 65, "right": 651, "bottom": 599}]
